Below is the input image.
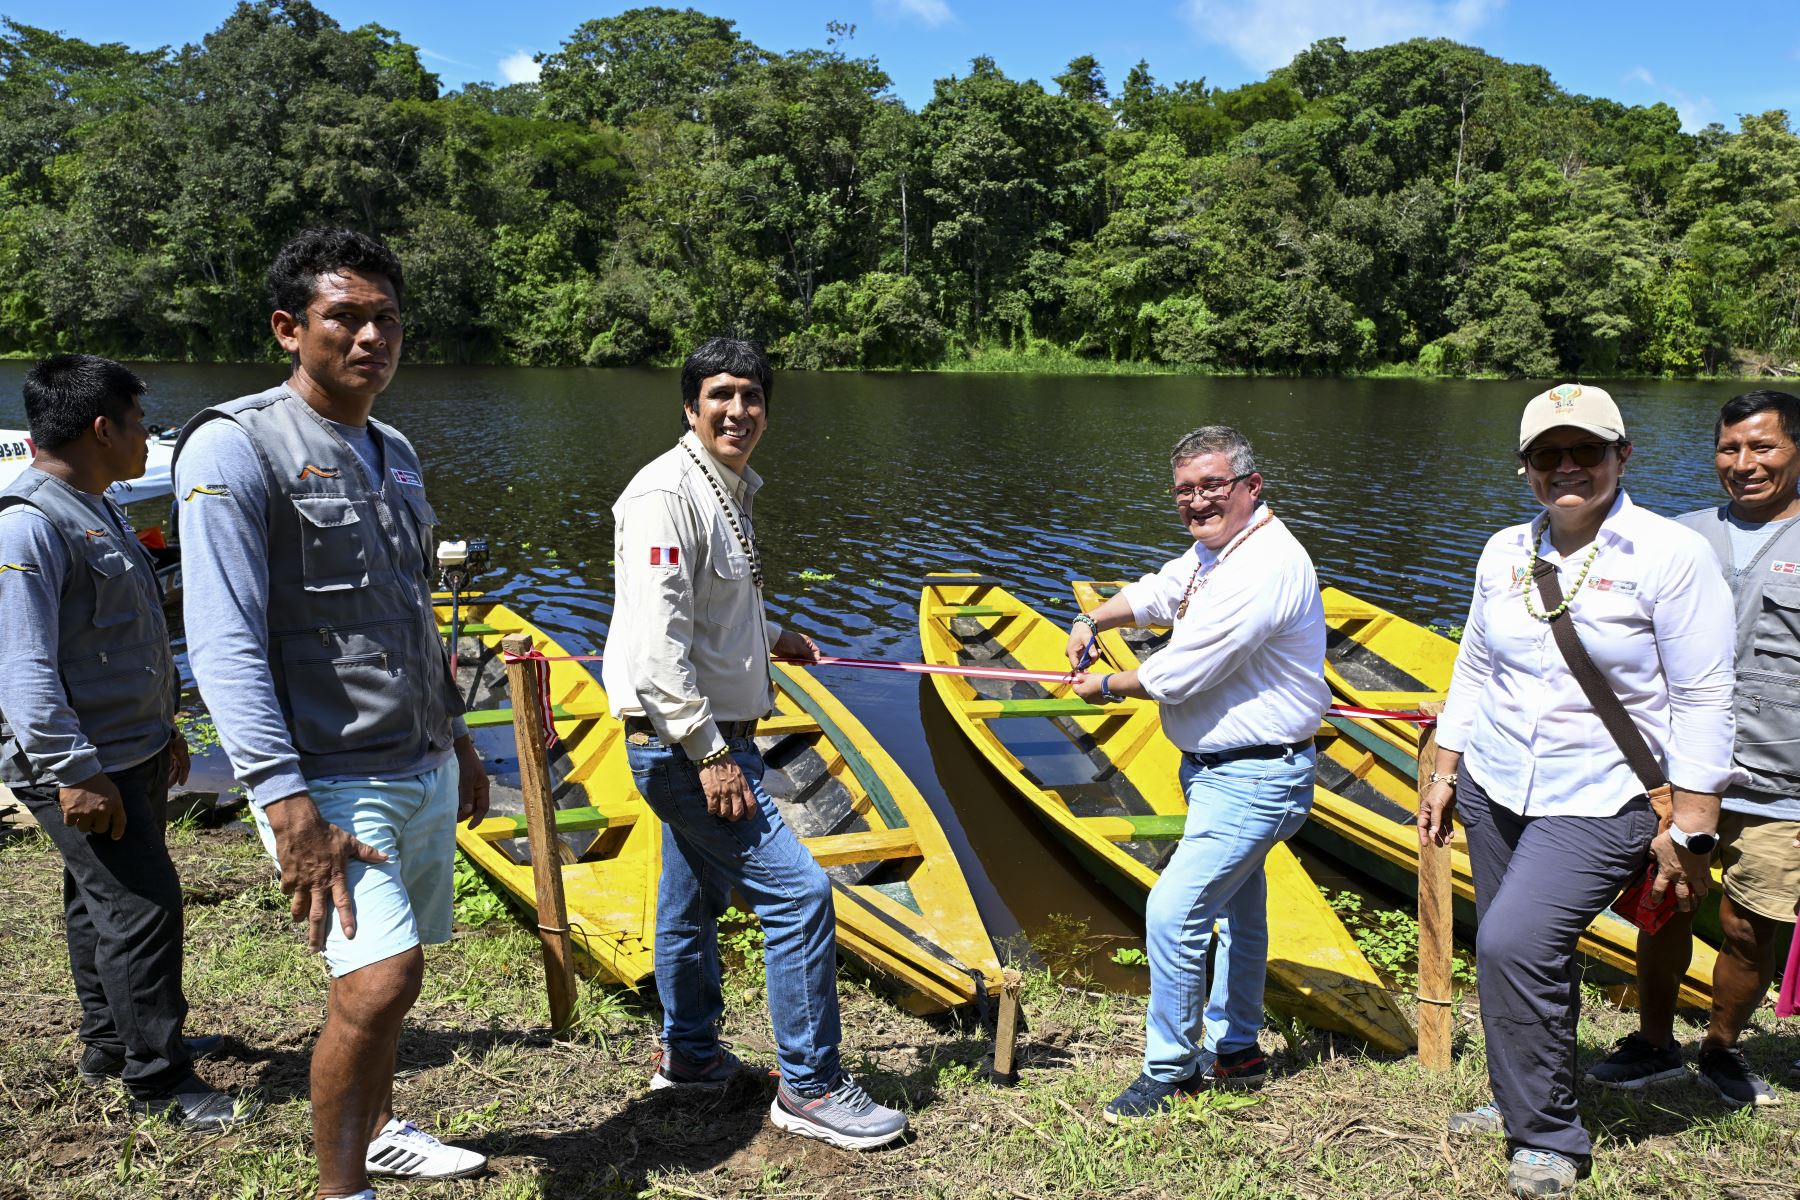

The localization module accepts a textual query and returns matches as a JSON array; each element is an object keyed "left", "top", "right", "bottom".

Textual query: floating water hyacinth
[{"left": 797, "top": 569, "right": 837, "bottom": 582}]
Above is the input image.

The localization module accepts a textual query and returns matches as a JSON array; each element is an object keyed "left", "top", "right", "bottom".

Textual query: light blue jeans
[
  {"left": 627, "top": 735, "right": 842, "bottom": 1094},
  {"left": 1143, "top": 746, "right": 1316, "bottom": 1082}
]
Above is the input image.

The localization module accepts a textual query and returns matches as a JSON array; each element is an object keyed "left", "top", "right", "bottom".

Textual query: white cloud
[
  {"left": 883, "top": 0, "right": 955, "bottom": 28},
  {"left": 1181, "top": 0, "right": 1502, "bottom": 72},
  {"left": 1620, "top": 65, "right": 1715, "bottom": 132},
  {"left": 498, "top": 51, "right": 542, "bottom": 85}
]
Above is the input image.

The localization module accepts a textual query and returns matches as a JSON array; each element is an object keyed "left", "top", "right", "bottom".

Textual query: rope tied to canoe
[{"left": 1416, "top": 994, "right": 1455, "bottom": 1007}]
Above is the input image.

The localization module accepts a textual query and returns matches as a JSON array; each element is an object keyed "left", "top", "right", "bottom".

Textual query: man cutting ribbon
[{"left": 1065, "top": 424, "right": 1331, "bottom": 1121}]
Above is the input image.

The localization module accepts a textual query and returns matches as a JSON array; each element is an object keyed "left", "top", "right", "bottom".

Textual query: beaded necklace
[
  {"left": 1520, "top": 517, "right": 1601, "bottom": 621},
  {"left": 1176, "top": 510, "right": 1275, "bottom": 618},
  {"left": 680, "top": 438, "right": 763, "bottom": 590}
]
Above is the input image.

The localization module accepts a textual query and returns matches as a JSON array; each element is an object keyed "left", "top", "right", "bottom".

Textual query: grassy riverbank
[{"left": 1, "top": 816, "right": 1795, "bottom": 1200}]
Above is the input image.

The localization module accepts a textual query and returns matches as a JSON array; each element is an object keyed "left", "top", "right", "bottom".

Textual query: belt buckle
[{"left": 626, "top": 730, "right": 653, "bottom": 746}]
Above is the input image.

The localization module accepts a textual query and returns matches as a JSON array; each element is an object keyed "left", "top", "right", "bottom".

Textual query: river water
[{"left": 0, "top": 365, "right": 1740, "bottom": 983}]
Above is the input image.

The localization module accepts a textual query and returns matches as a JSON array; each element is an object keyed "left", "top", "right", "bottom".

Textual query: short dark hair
[
  {"left": 269, "top": 227, "right": 404, "bottom": 320},
  {"left": 22, "top": 354, "right": 145, "bottom": 450},
  {"left": 1716, "top": 389, "right": 1800, "bottom": 447},
  {"left": 680, "top": 338, "right": 774, "bottom": 415}
]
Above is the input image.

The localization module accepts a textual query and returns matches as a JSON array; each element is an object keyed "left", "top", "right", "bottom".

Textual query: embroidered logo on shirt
[
  {"left": 1772, "top": 561, "right": 1800, "bottom": 574},
  {"left": 649, "top": 545, "right": 680, "bottom": 567},
  {"left": 0, "top": 562, "right": 38, "bottom": 574},
  {"left": 1510, "top": 564, "right": 1532, "bottom": 584},
  {"left": 183, "top": 484, "right": 231, "bottom": 501},
  {"left": 1589, "top": 577, "right": 1637, "bottom": 594},
  {"left": 297, "top": 464, "right": 340, "bottom": 480},
  {"left": 392, "top": 468, "right": 422, "bottom": 487}
]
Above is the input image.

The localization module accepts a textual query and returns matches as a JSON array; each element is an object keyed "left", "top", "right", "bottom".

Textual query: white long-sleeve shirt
[
  {"left": 603, "top": 433, "right": 783, "bottom": 762},
  {"left": 1118, "top": 504, "right": 1331, "bottom": 753},
  {"left": 1438, "top": 491, "right": 1735, "bottom": 816}
]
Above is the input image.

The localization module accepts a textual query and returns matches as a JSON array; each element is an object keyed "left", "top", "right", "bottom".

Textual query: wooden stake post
[
  {"left": 502, "top": 633, "right": 578, "bottom": 1032},
  {"left": 1414, "top": 700, "right": 1453, "bottom": 1072},
  {"left": 990, "top": 968, "right": 1024, "bottom": 1083}
]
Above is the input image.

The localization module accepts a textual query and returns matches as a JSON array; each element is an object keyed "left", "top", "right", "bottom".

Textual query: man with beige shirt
[{"left": 602, "top": 337, "right": 908, "bottom": 1150}]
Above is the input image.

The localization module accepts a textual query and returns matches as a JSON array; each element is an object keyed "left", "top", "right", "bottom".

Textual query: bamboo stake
[
  {"left": 502, "top": 633, "right": 578, "bottom": 1032},
  {"left": 1414, "top": 700, "right": 1453, "bottom": 1072},
  {"left": 990, "top": 968, "right": 1024, "bottom": 1084}
]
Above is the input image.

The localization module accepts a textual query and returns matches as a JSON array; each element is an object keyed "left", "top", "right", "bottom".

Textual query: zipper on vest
[{"left": 97, "top": 650, "right": 108, "bottom": 664}]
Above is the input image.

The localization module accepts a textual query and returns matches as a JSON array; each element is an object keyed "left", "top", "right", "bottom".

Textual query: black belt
[
  {"left": 623, "top": 716, "right": 759, "bottom": 742},
  {"left": 1186, "top": 739, "right": 1312, "bottom": 766}
]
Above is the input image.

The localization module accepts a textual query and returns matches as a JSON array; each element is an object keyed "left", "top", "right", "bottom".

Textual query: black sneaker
[
  {"left": 1101, "top": 1071, "right": 1201, "bottom": 1123},
  {"left": 1199, "top": 1046, "right": 1269, "bottom": 1090},
  {"left": 1584, "top": 1031, "right": 1685, "bottom": 1089},
  {"left": 79, "top": 1035, "right": 226, "bottom": 1084},
  {"left": 650, "top": 1045, "right": 747, "bottom": 1091},
  {"left": 127, "top": 1072, "right": 262, "bottom": 1131},
  {"left": 1697, "top": 1044, "right": 1780, "bottom": 1109}
]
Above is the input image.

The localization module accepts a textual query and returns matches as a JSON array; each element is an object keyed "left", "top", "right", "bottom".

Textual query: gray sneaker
[
  {"left": 1447, "top": 1103, "right": 1505, "bottom": 1136},
  {"left": 1697, "top": 1044, "right": 1780, "bottom": 1109},
  {"left": 650, "top": 1046, "right": 747, "bottom": 1091},
  {"left": 770, "top": 1074, "right": 908, "bottom": 1150},
  {"left": 1508, "top": 1149, "right": 1579, "bottom": 1198}
]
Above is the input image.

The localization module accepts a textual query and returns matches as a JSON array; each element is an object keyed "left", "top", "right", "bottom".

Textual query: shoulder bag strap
[{"left": 1532, "top": 558, "right": 1668, "bottom": 795}]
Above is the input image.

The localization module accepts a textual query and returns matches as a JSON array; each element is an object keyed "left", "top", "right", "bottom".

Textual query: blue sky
[{"left": 7, "top": 1, "right": 1799, "bottom": 132}]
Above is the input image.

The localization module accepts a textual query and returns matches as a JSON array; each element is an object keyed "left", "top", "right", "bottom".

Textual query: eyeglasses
[
  {"left": 1169, "top": 473, "right": 1253, "bottom": 503},
  {"left": 1519, "top": 442, "right": 1619, "bottom": 472}
]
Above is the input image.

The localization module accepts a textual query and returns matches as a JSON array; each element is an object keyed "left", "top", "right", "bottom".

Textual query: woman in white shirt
[{"left": 1418, "top": 383, "right": 1734, "bottom": 1200}]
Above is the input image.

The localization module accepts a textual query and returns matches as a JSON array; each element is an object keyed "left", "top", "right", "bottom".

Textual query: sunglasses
[{"left": 1519, "top": 442, "right": 1619, "bottom": 472}]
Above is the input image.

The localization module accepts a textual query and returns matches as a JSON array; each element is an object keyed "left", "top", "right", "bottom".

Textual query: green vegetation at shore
[
  {"left": 4, "top": 3, "right": 1800, "bottom": 380},
  {"left": 2, "top": 817, "right": 1796, "bottom": 1198}
]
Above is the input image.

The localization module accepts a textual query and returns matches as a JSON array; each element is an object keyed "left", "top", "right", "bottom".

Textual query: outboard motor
[{"left": 436, "top": 536, "right": 490, "bottom": 675}]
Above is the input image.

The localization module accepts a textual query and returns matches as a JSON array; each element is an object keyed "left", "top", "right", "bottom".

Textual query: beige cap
[{"left": 1518, "top": 382, "right": 1626, "bottom": 451}]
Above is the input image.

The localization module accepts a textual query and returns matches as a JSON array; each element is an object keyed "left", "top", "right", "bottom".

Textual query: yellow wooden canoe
[
  {"left": 438, "top": 597, "right": 1004, "bottom": 1015},
  {"left": 923, "top": 573, "right": 1415, "bottom": 1053},
  {"left": 1309, "top": 586, "right": 1729, "bottom": 1010}
]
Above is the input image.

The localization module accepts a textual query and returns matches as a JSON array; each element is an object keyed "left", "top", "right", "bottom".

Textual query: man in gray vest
[
  {"left": 0, "top": 355, "right": 252, "bottom": 1128},
  {"left": 1589, "top": 388, "right": 1800, "bottom": 1108},
  {"left": 174, "top": 229, "right": 489, "bottom": 1200}
]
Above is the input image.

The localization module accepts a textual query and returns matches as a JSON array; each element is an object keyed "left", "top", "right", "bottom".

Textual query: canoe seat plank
[
  {"left": 755, "top": 713, "right": 821, "bottom": 737},
  {"left": 469, "top": 805, "right": 637, "bottom": 841},
  {"left": 1087, "top": 814, "right": 1187, "bottom": 841},
  {"left": 439, "top": 622, "right": 501, "bottom": 635},
  {"left": 928, "top": 604, "right": 1011, "bottom": 618},
  {"left": 965, "top": 698, "right": 1110, "bottom": 718},
  {"left": 464, "top": 705, "right": 604, "bottom": 729},
  {"left": 800, "top": 827, "right": 920, "bottom": 867}
]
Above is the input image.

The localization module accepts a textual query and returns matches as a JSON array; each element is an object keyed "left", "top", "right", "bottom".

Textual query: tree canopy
[{"left": 2, "top": 2, "right": 1794, "bottom": 375}]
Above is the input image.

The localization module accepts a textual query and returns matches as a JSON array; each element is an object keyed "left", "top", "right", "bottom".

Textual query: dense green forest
[{"left": 3, "top": 1, "right": 1798, "bottom": 376}]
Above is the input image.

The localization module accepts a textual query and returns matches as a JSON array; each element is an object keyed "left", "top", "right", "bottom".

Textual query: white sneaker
[{"left": 364, "top": 1118, "right": 486, "bottom": 1179}]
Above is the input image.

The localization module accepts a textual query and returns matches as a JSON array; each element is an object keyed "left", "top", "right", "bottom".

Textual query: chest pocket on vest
[
  {"left": 85, "top": 545, "right": 139, "bottom": 629},
  {"left": 399, "top": 491, "right": 437, "bottom": 577},
  {"left": 294, "top": 495, "right": 370, "bottom": 592},
  {"left": 1741, "top": 583, "right": 1800, "bottom": 778}
]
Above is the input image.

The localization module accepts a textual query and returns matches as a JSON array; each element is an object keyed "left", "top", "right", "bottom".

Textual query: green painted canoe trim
[
  {"left": 439, "top": 621, "right": 500, "bottom": 635},
  {"left": 1325, "top": 715, "right": 1422, "bottom": 777},
  {"left": 773, "top": 674, "right": 909, "bottom": 831},
  {"left": 935, "top": 604, "right": 1008, "bottom": 617},
  {"left": 480, "top": 806, "right": 611, "bottom": 838},
  {"left": 983, "top": 698, "right": 1111, "bottom": 717},
  {"left": 463, "top": 704, "right": 597, "bottom": 729},
  {"left": 1102, "top": 814, "right": 1186, "bottom": 840}
]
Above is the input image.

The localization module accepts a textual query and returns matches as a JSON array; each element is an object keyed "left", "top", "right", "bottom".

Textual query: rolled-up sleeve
[
  {"left": 611, "top": 488, "right": 723, "bottom": 762},
  {"left": 1654, "top": 540, "right": 1736, "bottom": 793},
  {"left": 1436, "top": 549, "right": 1498, "bottom": 754}
]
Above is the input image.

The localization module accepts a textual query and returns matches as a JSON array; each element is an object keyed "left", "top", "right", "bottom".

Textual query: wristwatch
[{"left": 1668, "top": 824, "right": 1719, "bottom": 856}]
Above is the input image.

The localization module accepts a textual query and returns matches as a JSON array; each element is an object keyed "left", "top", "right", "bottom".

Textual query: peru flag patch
[{"left": 650, "top": 545, "right": 680, "bottom": 566}]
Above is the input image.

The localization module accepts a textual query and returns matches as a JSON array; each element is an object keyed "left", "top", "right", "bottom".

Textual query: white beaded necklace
[{"left": 681, "top": 439, "right": 763, "bottom": 590}]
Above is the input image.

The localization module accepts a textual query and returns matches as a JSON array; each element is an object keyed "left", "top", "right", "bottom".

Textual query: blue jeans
[
  {"left": 627, "top": 735, "right": 842, "bottom": 1094},
  {"left": 1143, "top": 746, "right": 1316, "bottom": 1082}
]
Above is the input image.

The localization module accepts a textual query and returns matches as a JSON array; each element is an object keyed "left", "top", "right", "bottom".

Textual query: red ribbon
[{"left": 499, "top": 649, "right": 560, "bottom": 749}]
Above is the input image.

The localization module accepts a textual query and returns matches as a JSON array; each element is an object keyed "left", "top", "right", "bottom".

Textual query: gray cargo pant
[{"left": 1459, "top": 769, "right": 1658, "bottom": 1164}]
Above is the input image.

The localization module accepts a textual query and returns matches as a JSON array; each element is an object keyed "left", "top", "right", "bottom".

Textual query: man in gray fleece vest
[
  {"left": 174, "top": 229, "right": 489, "bottom": 1200},
  {"left": 1589, "top": 388, "right": 1800, "bottom": 1108},
  {"left": 0, "top": 355, "right": 252, "bottom": 1130}
]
